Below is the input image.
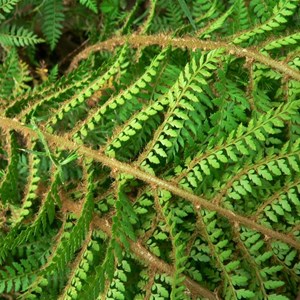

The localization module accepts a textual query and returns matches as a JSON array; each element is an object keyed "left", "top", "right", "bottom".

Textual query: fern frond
[
  {"left": 0, "top": 25, "right": 43, "bottom": 47},
  {"left": 111, "top": 180, "right": 138, "bottom": 259},
  {"left": 249, "top": 0, "right": 277, "bottom": 23},
  {"left": 0, "top": 257, "right": 40, "bottom": 294},
  {"left": 0, "top": 131, "right": 20, "bottom": 204},
  {"left": 78, "top": 0, "right": 98, "bottom": 13},
  {"left": 58, "top": 231, "right": 93, "bottom": 299},
  {"left": 0, "top": 171, "right": 60, "bottom": 265},
  {"left": 232, "top": 0, "right": 298, "bottom": 45},
  {"left": 176, "top": 101, "right": 300, "bottom": 191},
  {"left": 197, "top": 209, "right": 255, "bottom": 300},
  {"left": 151, "top": 0, "right": 185, "bottom": 32},
  {"left": 11, "top": 141, "right": 41, "bottom": 225},
  {"left": 197, "top": 4, "right": 234, "bottom": 38},
  {"left": 0, "top": 47, "right": 19, "bottom": 99},
  {"left": 1, "top": 1, "right": 300, "bottom": 299},
  {"left": 72, "top": 47, "right": 166, "bottom": 146},
  {"left": 40, "top": 0, "right": 65, "bottom": 50},
  {"left": 229, "top": 0, "right": 251, "bottom": 32},
  {"left": 104, "top": 259, "right": 132, "bottom": 299},
  {"left": 45, "top": 47, "right": 129, "bottom": 137},
  {"left": 5, "top": 59, "right": 96, "bottom": 119},
  {"left": 103, "top": 48, "right": 170, "bottom": 158},
  {"left": 192, "top": 0, "right": 220, "bottom": 24},
  {"left": 262, "top": 32, "right": 300, "bottom": 51},
  {"left": 13, "top": 59, "right": 32, "bottom": 95},
  {"left": 46, "top": 170, "right": 93, "bottom": 273},
  {"left": 157, "top": 189, "right": 188, "bottom": 300},
  {"left": 138, "top": 49, "right": 223, "bottom": 174},
  {"left": 0, "top": 0, "right": 20, "bottom": 20}
]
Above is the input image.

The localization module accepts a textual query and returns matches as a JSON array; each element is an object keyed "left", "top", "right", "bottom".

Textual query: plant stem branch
[
  {"left": 92, "top": 215, "right": 216, "bottom": 300},
  {"left": 68, "top": 34, "right": 300, "bottom": 82},
  {"left": 1, "top": 116, "right": 299, "bottom": 250}
]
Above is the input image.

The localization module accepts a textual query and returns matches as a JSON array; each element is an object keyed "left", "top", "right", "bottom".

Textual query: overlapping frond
[{"left": 1, "top": 1, "right": 300, "bottom": 299}]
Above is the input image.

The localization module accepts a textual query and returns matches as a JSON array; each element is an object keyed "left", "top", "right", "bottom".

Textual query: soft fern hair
[{"left": 0, "top": 0, "right": 300, "bottom": 299}]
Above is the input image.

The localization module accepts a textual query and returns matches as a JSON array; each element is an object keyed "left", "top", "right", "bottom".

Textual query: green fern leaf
[
  {"left": 1, "top": 1, "right": 300, "bottom": 299},
  {"left": 0, "top": 0, "right": 20, "bottom": 20},
  {"left": 40, "top": 0, "right": 65, "bottom": 50},
  {"left": 78, "top": 0, "right": 98, "bottom": 13},
  {"left": 0, "top": 25, "right": 43, "bottom": 47}
]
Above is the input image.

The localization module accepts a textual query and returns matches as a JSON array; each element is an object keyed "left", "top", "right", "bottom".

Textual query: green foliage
[
  {"left": 78, "top": 0, "right": 98, "bottom": 13},
  {"left": 40, "top": 0, "right": 65, "bottom": 51},
  {"left": 177, "top": 0, "right": 196, "bottom": 30},
  {"left": 0, "top": 25, "right": 43, "bottom": 47},
  {"left": 0, "top": 1, "right": 300, "bottom": 299},
  {"left": 0, "top": 0, "right": 20, "bottom": 20},
  {"left": 232, "top": 0, "right": 298, "bottom": 45}
]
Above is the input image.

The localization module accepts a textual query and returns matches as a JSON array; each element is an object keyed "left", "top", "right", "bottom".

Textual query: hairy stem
[
  {"left": 68, "top": 34, "right": 300, "bottom": 82},
  {"left": 92, "top": 215, "right": 216, "bottom": 300},
  {"left": 1, "top": 117, "right": 299, "bottom": 250}
]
